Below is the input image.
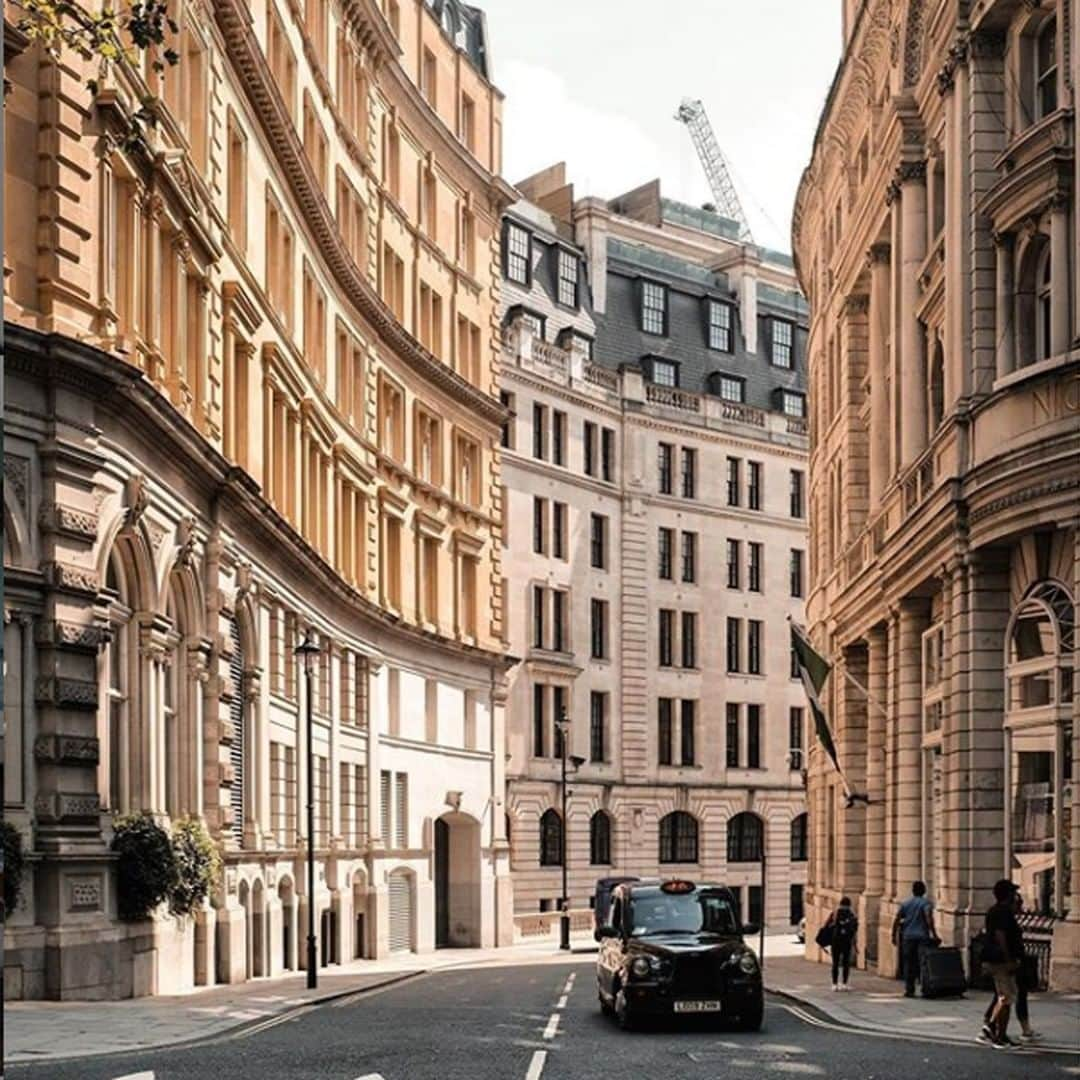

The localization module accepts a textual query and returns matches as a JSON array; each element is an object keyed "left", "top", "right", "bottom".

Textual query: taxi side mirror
[
  {"left": 597, "top": 926, "right": 619, "bottom": 940},
  {"left": 740, "top": 923, "right": 760, "bottom": 937}
]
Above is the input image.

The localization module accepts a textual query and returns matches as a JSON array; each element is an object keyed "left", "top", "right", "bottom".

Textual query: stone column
[
  {"left": 861, "top": 624, "right": 888, "bottom": 969},
  {"left": 329, "top": 645, "right": 342, "bottom": 844},
  {"left": 994, "top": 232, "right": 1016, "bottom": 378},
  {"left": 867, "top": 243, "right": 891, "bottom": 508},
  {"left": 888, "top": 195, "right": 903, "bottom": 476},
  {"left": 898, "top": 161, "right": 928, "bottom": 467},
  {"left": 1050, "top": 194, "right": 1071, "bottom": 356},
  {"left": 895, "top": 599, "right": 928, "bottom": 897},
  {"left": 878, "top": 607, "right": 901, "bottom": 973}
]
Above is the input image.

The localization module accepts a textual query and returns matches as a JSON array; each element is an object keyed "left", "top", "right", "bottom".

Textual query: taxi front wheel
[
  {"left": 614, "top": 986, "right": 636, "bottom": 1031},
  {"left": 736, "top": 997, "right": 764, "bottom": 1032}
]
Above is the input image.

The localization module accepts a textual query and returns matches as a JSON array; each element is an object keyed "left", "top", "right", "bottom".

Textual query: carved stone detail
[
  {"left": 968, "top": 30, "right": 1006, "bottom": 61},
  {"left": 38, "top": 503, "right": 99, "bottom": 540},
  {"left": 34, "top": 733, "right": 101, "bottom": 764},
  {"left": 3, "top": 455, "right": 30, "bottom": 511},
  {"left": 35, "top": 676, "right": 100, "bottom": 710},
  {"left": 896, "top": 159, "right": 928, "bottom": 184},
  {"left": 42, "top": 561, "right": 100, "bottom": 595},
  {"left": 845, "top": 294, "right": 871, "bottom": 317},
  {"left": 36, "top": 620, "right": 109, "bottom": 650},
  {"left": 868, "top": 242, "right": 892, "bottom": 265},
  {"left": 124, "top": 474, "right": 150, "bottom": 528},
  {"left": 69, "top": 877, "right": 103, "bottom": 911},
  {"left": 34, "top": 791, "right": 102, "bottom": 822},
  {"left": 176, "top": 515, "right": 198, "bottom": 567}
]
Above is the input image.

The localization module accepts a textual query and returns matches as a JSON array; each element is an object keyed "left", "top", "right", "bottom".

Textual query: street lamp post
[
  {"left": 555, "top": 708, "right": 585, "bottom": 952},
  {"left": 294, "top": 629, "right": 322, "bottom": 990}
]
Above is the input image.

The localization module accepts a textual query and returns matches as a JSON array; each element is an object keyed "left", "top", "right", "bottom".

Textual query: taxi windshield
[{"left": 627, "top": 891, "right": 739, "bottom": 937}]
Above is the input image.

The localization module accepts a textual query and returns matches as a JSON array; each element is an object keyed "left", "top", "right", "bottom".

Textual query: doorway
[{"left": 433, "top": 812, "right": 481, "bottom": 948}]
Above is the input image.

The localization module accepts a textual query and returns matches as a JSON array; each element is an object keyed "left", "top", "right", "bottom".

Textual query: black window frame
[
  {"left": 505, "top": 222, "right": 531, "bottom": 285},
  {"left": 726, "top": 703, "right": 739, "bottom": 768},
  {"left": 727, "top": 456, "right": 741, "bottom": 506},
  {"left": 747, "top": 705, "right": 762, "bottom": 768},
  {"left": 659, "top": 811, "right": 698, "bottom": 864},
  {"left": 658, "top": 527, "right": 674, "bottom": 580},
  {"left": 748, "top": 619, "right": 762, "bottom": 675},
  {"left": 791, "top": 813, "right": 808, "bottom": 862},
  {"left": 641, "top": 280, "right": 667, "bottom": 336},
  {"left": 715, "top": 373, "right": 745, "bottom": 403},
  {"left": 532, "top": 584, "right": 546, "bottom": 648},
  {"left": 727, "top": 811, "right": 763, "bottom": 863},
  {"left": 769, "top": 317, "right": 794, "bottom": 368},
  {"left": 552, "top": 409, "right": 567, "bottom": 467},
  {"left": 539, "top": 807, "right": 563, "bottom": 866},
  {"left": 532, "top": 682, "right": 546, "bottom": 757},
  {"left": 748, "top": 542, "right": 763, "bottom": 593},
  {"left": 790, "top": 469, "right": 805, "bottom": 518},
  {"left": 726, "top": 616, "right": 741, "bottom": 673},
  {"left": 590, "top": 513, "right": 607, "bottom": 570},
  {"left": 781, "top": 390, "right": 807, "bottom": 418},
  {"left": 727, "top": 539, "right": 741, "bottom": 589},
  {"left": 680, "top": 699, "right": 696, "bottom": 766},
  {"left": 552, "top": 590, "right": 567, "bottom": 652},
  {"left": 681, "top": 531, "right": 697, "bottom": 584},
  {"left": 681, "top": 611, "right": 697, "bottom": 669},
  {"left": 590, "top": 692, "right": 607, "bottom": 763},
  {"left": 590, "top": 810, "right": 612, "bottom": 865},
  {"left": 601, "top": 428, "right": 615, "bottom": 482},
  {"left": 790, "top": 548, "right": 805, "bottom": 598},
  {"left": 583, "top": 420, "right": 597, "bottom": 477},
  {"left": 681, "top": 447, "right": 697, "bottom": 499},
  {"left": 748, "top": 461, "right": 763, "bottom": 510},
  {"left": 789, "top": 707, "right": 805, "bottom": 771},
  {"left": 658, "top": 443, "right": 674, "bottom": 495},
  {"left": 532, "top": 402, "right": 547, "bottom": 460},
  {"left": 532, "top": 496, "right": 546, "bottom": 555},
  {"left": 590, "top": 598, "right": 608, "bottom": 660},
  {"left": 500, "top": 389, "right": 514, "bottom": 449},
  {"left": 707, "top": 299, "right": 733, "bottom": 352},
  {"left": 658, "top": 697, "right": 673, "bottom": 766},
  {"left": 556, "top": 248, "right": 579, "bottom": 308},
  {"left": 658, "top": 609, "right": 675, "bottom": 668},
  {"left": 552, "top": 501, "right": 566, "bottom": 560},
  {"left": 650, "top": 357, "right": 679, "bottom": 387}
]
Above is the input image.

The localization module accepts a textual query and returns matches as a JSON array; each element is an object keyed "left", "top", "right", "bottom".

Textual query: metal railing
[{"left": 646, "top": 383, "right": 701, "bottom": 412}]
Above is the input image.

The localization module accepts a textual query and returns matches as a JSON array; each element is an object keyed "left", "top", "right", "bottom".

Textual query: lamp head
[{"left": 294, "top": 628, "right": 321, "bottom": 672}]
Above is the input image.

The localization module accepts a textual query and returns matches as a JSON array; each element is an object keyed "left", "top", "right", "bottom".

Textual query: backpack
[{"left": 833, "top": 908, "right": 858, "bottom": 943}]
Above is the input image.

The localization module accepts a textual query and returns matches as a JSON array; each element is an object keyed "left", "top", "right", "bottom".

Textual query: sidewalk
[
  {"left": 4, "top": 936, "right": 597, "bottom": 1064},
  {"left": 765, "top": 952, "right": 1080, "bottom": 1054}
]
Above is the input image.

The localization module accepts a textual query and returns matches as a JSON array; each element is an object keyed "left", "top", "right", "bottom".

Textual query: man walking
[
  {"left": 980, "top": 880, "right": 1025, "bottom": 1050},
  {"left": 892, "top": 880, "right": 937, "bottom": 998}
]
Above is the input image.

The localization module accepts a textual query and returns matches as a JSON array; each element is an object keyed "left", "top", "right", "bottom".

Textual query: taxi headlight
[
  {"left": 738, "top": 951, "right": 759, "bottom": 974},
  {"left": 630, "top": 956, "right": 654, "bottom": 978}
]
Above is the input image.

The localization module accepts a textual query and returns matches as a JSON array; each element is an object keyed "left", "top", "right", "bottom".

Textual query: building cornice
[
  {"left": 5, "top": 325, "right": 515, "bottom": 672},
  {"left": 210, "top": 0, "right": 507, "bottom": 429}
]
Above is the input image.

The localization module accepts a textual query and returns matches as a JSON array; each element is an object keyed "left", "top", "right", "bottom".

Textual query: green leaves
[
  {"left": 169, "top": 817, "right": 222, "bottom": 916},
  {"left": 1, "top": 822, "right": 26, "bottom": 919}
]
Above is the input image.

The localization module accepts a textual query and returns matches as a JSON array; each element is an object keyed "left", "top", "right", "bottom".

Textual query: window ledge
[{"left": 993, "top": 349, "right": 1079, "bottom": 394}]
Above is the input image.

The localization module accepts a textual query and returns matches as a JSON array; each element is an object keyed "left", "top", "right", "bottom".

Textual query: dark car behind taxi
[{"left": 596, "top": 879, "right": 764, "bottom": 1031}]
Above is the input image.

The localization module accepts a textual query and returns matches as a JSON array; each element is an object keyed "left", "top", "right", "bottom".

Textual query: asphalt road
[{"left": 7, "top": 961, "right": 1075, "bottom": 1080}]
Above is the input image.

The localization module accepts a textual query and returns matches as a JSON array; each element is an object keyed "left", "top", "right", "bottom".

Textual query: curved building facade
[
  {"left": 500, "top": 169, "right": 810, "bottom": 933},
  {"left": 3, "top": 0, "right": 513, "bottom": 998},
  {"left": 793, "top": 0, "right": 1079, "bottom": 986}
]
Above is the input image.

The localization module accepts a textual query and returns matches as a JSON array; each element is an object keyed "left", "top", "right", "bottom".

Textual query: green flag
[{"left": 790, "top": 621, "right": 842, "bottom": 777}]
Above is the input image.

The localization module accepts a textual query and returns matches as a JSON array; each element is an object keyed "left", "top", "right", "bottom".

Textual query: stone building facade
[
  {"left": 500, "top": 166, "right": 810, "bottom": 931},
  {"left": 3, "top": 0, "right": 515, "bottom": 999},
  {"left": 793, "top": 0, "right": 1079, "bottom": 987}
]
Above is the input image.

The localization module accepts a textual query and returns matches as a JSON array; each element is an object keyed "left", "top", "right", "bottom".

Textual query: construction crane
[{"left": 675, "top": 98, "right": 754, "bottom": 245}]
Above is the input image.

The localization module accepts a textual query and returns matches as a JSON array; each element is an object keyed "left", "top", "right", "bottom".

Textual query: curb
[
  {"left": 766, "top": 985, "right": 1080, "bottom": 1057},
  {"left": 5, "top": 970, "right": 426, "bottom": 1069}
]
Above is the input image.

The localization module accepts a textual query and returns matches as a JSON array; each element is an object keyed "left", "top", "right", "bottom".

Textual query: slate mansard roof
[{"left": 424, "top": 0, "right": 491, "bottom": 79}]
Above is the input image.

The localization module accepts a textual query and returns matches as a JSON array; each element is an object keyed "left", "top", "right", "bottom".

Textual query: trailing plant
[
  {"left": 169, "top": 817, "right": 221, "bottom": 916},
  {"left": 12, "top": 0, "right": 179, "bottom": 148},
  {"left": 1, "top": 821, "right": 26, "bottom": 919},
  {"left": 112, "top": 813, "right": 177, "bottom": 921}
]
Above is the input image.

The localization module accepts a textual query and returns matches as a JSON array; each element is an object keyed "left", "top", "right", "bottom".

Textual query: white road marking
[
  {"left": 112, "top": 1073, "right": 155, "bottom": 1080},
  {"left": 542, "top": 1012, "right": 560, "bottom": 1040},
  {"left": 556, "top": 993, "right": 568, "bottom": 1009},
  {"left": 525, "top": 1050, "right": 547, "bottom": 1080},
  {"left": 353, "top": 1074, "right": 387, "bottom": 1080}
]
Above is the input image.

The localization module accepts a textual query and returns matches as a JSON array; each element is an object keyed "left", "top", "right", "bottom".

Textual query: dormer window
[
  {"left": 557, "top": 249, "right": 579, "bottom": 308},
  {"left": 708, "top": 300, "right": 733, "bottom": 351},
  {"left": 1036, "top": 17, "right": 1058, "bottom": 120},
  {"left": 779, "top": 390, "right": 806, "bottom": 418},
  {"left": 769, "top": 318, "right": 794, "bottom": 368},
  {"left": 641, "top": 281, "right": 667, "bottom": 335},
  {"left": 506, "top": 222, "right": 531, "bottom": 285},
  {"left": 650, "top": 358, "right": 678, "bottom": 387},
  {"left": 710, "top": 373, "right": 745, "bottom": 403}
]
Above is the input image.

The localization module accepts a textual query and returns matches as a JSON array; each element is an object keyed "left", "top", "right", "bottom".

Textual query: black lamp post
[
  {"left": 555, "top": 708, "right": 586, "bottom": 951},
  {"left": 294, "top": 628, "right": 321, "bottom": 989}
]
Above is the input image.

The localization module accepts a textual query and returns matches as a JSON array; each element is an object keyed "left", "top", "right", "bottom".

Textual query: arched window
[
  {"left": 728, "top": 812, "right": 764, "bottom": 863},
  {"left": 539, "top": 808, "right": 563, "bottom": 867},
  {"left": 659, "top": 811, "right": 698, "bottom": 864},
  {"left": 1016, "top": 235, "right": 1051, "bottom": 367},
  {"left": 1005, "top": 580, "right": 1074, "bottom": 915},
  {"left": 1036, "top": 16, "right": 1058, "bottom": 119},
  {"left": 100, "top": 549, "right": 134, "bottom": 812},
  {"left": 590, "top": 811, "right": 612, "bottom": 865},
  {"left": 790, "top": 813, "right": 808, "bottom": 862}
]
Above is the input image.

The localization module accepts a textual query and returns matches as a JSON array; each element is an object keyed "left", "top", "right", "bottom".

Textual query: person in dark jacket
[
  {"left": 980, "top": 879, "right": 1025, "bottom": 1049},
  {"left": 825, "top": 896, "right": 858, "bottom": 990},
  {"left": 980, "top": 887, "right": 1039, "bottom": 1045}
]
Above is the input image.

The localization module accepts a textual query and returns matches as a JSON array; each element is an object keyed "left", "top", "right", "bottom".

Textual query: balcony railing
[
  {"left": 532, "top": 338, "right": 570, "bottom": 371},
  {"left": 720, "top": 400, "right": 766, "bottom": 427},
  {"left": 583, "top": 363, "right": 618, "bottom": 390},
  {"left": 646, "top": 383, "right": 701, "bottom": 412},
  {"left": 786, "top": 416, "right": 809, "bottom": 436}
]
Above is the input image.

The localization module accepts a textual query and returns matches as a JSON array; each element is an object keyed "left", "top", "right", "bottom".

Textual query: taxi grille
[{"left": 673, "top": 954, "right": 724, "bottom": 997}]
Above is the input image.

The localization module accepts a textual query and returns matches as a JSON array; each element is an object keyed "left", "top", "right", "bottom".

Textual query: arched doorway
[
  {"left": 251, "top": 879, "right": 266, "bottom": 978},
  {"left": 434, "top": 812, "right": 481, "bottom": 948}
]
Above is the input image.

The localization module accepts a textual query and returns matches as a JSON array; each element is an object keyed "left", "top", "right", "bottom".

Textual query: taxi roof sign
[{"left": 660, "top": 879, "right": 695, "bottom": 894}]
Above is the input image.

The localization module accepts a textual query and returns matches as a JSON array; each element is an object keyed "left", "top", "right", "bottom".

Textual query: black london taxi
[{"left": 596, "top": 879, "right": 764, "bottom": 1031}]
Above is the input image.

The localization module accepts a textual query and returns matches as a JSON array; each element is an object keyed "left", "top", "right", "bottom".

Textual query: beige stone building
[
  {"left": 500, "top": 168, "right": 810, "bottom": 932},
  {"left": 793, "top": 0, "right": 1079, "bottom": 987},
  {"left": 3, "top": 0, "right": 515, "bottom": 999}
]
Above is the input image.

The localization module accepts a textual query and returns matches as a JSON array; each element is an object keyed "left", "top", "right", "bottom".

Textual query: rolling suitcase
[{"left": 920, "top": 944, "right": 966, "bottom": 998}]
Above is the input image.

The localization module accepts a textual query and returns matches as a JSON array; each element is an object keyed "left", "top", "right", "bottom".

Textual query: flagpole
[{"left": 837, "top": 663, "right": 889, "bottom": 719}]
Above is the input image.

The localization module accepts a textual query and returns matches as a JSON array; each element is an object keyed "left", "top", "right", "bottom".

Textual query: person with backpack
[
  {"left": 979, "top": 887, "right": 1040, "bottom": 1045},
  {"left": 824, "top": 896, "right": 858, "bottom": 990},
  {"left": 891, "top": 880, "right": 938, "bottom": 997},
  {"left": 978, "top": 880, "right": 1027, "bottom": 1049}
]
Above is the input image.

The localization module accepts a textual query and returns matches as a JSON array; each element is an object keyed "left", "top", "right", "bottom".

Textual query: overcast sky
[{"left": 486, "top": 0, "right": 842, "bottom": 252}]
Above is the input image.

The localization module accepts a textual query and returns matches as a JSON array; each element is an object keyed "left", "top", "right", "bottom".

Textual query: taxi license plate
[{"left": 673, "top": 1000, "right": 722, "bottom": 1013}]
